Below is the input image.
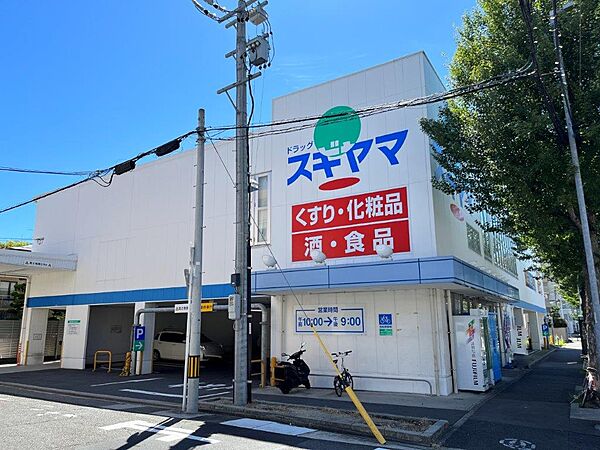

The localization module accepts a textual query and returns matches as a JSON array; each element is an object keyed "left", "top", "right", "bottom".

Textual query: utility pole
[
  {"left": 192, "top": 0, "right": 270, "bottom": 406},
  {"left": 184, "top": 108, "right": 206, "bottom": 413},
  {"left": 233, "top": 1, "right": 252, "bottom": 406},
  {"left": 550, "top": 0, "right": 600, "bottom": 360}
]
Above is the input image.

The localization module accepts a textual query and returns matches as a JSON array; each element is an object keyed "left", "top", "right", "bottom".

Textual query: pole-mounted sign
[{"left": 133, "top": 325, "right": 145, "bottom": 352}]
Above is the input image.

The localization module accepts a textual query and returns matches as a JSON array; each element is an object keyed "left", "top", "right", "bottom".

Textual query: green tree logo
[{"left": 314, "top": 106, "right": 361, "bottom": 158}]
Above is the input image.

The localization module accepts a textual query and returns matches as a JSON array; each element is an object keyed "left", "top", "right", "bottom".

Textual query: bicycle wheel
[
  {"left": 334, "top": 376, "right": 344, "bottom": 397},
  {"left": 343, "top": 371, "right": 354, "bottom": 390}
]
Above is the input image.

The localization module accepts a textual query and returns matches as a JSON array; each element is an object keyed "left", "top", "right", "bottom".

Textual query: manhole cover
[{"left": 499, "top": 438, "right": 536, "bottom": 449}]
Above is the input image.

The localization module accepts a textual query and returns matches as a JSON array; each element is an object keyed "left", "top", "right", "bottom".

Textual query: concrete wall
[{"left": 61, "top": 305, "right": 90, "bottom": 369}]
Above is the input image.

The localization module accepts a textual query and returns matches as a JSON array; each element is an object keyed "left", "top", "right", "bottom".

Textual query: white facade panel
[{"left": 271, "top": 288, "right": 452, "bottom": 395}]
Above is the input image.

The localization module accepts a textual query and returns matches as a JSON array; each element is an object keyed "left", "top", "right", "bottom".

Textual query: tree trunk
[{"left": 581, "top": 266, "right": 600, "bottom": 372}]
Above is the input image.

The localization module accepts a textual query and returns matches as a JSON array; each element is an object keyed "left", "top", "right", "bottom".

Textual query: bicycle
[
  {"left": 332, "top": 350, "right": 353, "bottom": 397},
  {"left": 581, "top": 366, "right": 599, "bottom": 407}
]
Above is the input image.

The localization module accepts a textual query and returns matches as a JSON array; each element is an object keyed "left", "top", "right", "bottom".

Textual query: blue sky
[{"left": 0, "top": 0, "right": 476, "bottom": 241}]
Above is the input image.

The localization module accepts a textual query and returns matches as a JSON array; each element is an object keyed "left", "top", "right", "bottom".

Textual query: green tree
[
  {"left": 421, "top": 0, "right": 599, "bottom": 366},
  {"left": 8, "top": 282, "right": 26, "bottom": 317},
  {"left": 0, "top": 240, "right": 29, "bottom": 249}
]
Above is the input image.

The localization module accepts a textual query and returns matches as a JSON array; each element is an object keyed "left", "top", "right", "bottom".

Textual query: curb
[
  {"left": 198, "top": 398, "right": 448, "bottom": 446},
  {"left": 520, "top": 347, "right": 557, "bottom": 369}
]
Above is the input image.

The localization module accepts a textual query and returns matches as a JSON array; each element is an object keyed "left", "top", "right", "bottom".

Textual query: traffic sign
[
  {"left": 134, "top": 325, "right": 145, "bottom": 341},
  {"left": 542, "top": 323, "right": 549, "bottom": 337},
  {"left": 133, "top": 325, "right": 145, "bottom": 352}
]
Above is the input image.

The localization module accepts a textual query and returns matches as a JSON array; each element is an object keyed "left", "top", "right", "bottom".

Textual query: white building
[{"left": 2, "top": 52, "right": 546, "bottom": 395}]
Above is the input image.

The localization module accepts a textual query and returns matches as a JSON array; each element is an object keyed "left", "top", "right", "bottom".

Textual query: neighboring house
[
  {"left": 543, "top": 280, "right": 580, "bottom": 335},
  {"left": 6, "top": 52, "right": 546, "bottom": 394}
]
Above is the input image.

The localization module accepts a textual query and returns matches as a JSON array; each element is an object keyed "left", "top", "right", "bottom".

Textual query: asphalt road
[
  {"left": 0, "top": 388, "right": 398, "bottom": 450},
  {"left": 443, "top": 345, "right": 600, "bottom": 450}
]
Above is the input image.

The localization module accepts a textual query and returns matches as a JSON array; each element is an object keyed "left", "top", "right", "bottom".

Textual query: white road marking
[
  {"left": 120, "top": 389, "right": 182, "bottom": 399},
  {"left": 0, "top": 396, "right": 11, "bottom": 401},
  {"left": 35, "top": 411, "right": 77, "bottom": 418},
  {"left": 168, "top": 383, "right": 184, "bottom": 388},
  {"left": 100, "top": 420, "right": 219, "bottom": 443},
  {"left": 221, "top": 418, "right": 315, "bottom": 436},
  {"left": 199, "top": 392, "right": 229, "bottom": 399},
  {"left": 208, "top": 386, "right": 233, "bottom": 391},
  {"left": 121, "top": 388, "right": 231, "bottom": 400},
  {"left": 91, "top": 377, "right": 163, "bottom": 387},
  {"left": 500, "top": 438, "right": 536, "bottom": 449}
]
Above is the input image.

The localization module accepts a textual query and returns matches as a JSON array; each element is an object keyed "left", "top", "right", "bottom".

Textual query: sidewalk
[
  {"left": 0, "top": 360, "right": 60, "bottom": 374},
  {"left": 443, "top": 342, "right": 600, "bottom": 450}
]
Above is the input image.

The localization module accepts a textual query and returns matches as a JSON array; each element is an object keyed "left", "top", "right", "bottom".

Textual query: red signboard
[
  {"left": 292, "top": 187, "right": 408, "bottom": 233},
  {"left": 291, "top": 187, "right": 410, "bottom": 262}
]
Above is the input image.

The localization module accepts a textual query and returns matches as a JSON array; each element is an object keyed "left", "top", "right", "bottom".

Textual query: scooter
[{"left": 276, "top": 343, "right": 311, "bottom": 394}]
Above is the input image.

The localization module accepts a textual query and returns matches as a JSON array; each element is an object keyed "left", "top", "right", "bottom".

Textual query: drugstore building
[{"left": 2, "top": 52, "right": 546, "bottom": 395}]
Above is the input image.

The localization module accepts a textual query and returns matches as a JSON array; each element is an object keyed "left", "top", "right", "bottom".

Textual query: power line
[
  {"left": 0, "top": 63, "right": 538, "bottom": 216},
  {"left": 205, "top": 61, "right": 537, "bottom": 139},
  {"left": 0, "top": 130, "right": 197, "bottom": 215},
  {"left": 0, "top": 167, "right": 94, "bottom": 176}
]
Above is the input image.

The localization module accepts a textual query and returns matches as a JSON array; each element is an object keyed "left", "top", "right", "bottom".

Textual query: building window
[
  {"left": 0, "top": 281, "right": 11, "bottom": 299},
  {"left": 251, "top": 173, "right": 270, "bottom": 245},
  {"left": 480, "top": 212, "right": 493, "bottom": 261},
  {"left": 466, "top": 223, "right": 481, "bottom": 255},
  {"left": 451, "top": 293, "right": 476, "bottom": 315},
  {"left": 479, "top": 211, "right": 517, "bottom": 277},
  {"left": 525, "top": 271, "right": 536, "bottom": 291}
]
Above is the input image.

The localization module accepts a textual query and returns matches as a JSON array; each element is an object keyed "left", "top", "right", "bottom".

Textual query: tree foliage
[
  {"left": 421, "top": 0, "right": 600, "bottom": 294},
  {"left": 8, "top": 282, "right": 25, "bottom": 316},
  {"left": 0, "top": 240, "right": 29, "bottom": 249}
]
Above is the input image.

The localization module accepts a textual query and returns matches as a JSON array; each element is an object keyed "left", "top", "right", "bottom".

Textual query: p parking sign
[
  {"left": 541, "top": 323, "right": 549, "bottom": 337},
  {"left": 133, "top": 325, "right": 145, "bottom": 351}
]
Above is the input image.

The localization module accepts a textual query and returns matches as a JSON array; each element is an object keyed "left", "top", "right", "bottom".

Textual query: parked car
[{"left": 153, "top": 330, "right": 224, "bottom": 362}]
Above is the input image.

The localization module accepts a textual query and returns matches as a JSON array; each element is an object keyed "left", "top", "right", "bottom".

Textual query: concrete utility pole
[
  {"left": 550, "top": 0, "right": 600, "bottom": 359},
  {"left": 233, "top": 1, "right": 251, "bottom": 406},
  {"left": 193, "top": 0, "right": 269, "bottom": 406},
  {"left": 184, "top": 108, "right": 206, "bottom": 413}
]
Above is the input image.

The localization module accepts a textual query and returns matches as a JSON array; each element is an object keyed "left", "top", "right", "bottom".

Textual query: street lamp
[{"left": 310, "top": 249, "right": 327, "bottom": 264}]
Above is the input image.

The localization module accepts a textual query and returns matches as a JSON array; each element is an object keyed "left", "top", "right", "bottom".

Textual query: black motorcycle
[{"left": 275, "top": 343, "right": 311, "bottom": 394}]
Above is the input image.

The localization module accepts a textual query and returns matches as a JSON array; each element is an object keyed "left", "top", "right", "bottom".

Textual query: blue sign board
[
  {"left": 295, "top": 306, "right": 364, "bottom": 334},
  {"left": 542, "top": 323, "right": 549, "bottom": 337},
  {"left": 134, "top": 325, "right": 145, "bottom": 342},
  {"left": 378, "top": 313, "right": 393, "bottom": 336}
]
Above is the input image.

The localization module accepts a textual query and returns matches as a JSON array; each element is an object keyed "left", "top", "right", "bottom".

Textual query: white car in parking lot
[{"left": 153, "top": 330, "right": 225, "bottom": 362}]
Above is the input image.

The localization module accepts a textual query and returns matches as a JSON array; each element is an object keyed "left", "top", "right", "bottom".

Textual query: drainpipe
[
  {"left": 431, "top": 290, "right": 441, "bottom": 395},
  {"left": 17, "top": 275, "right": 31, "bottom": 366},
  {"left": 445, "top": 290, "right": 458, "bottom": 394}
]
